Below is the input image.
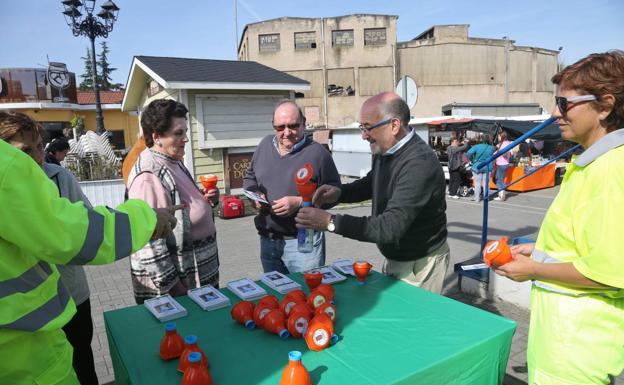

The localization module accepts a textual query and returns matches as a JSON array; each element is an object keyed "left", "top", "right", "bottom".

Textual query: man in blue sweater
[{"left": 296, "top": 93, "right": 449, "bottom": 293}]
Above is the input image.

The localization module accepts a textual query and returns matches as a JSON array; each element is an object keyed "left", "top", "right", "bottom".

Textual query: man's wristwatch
[{"left": 327, "top": 214, "right": 336, "bottom": 233}]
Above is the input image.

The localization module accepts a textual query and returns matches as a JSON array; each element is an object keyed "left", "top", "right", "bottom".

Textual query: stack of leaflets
[
  {"left": 316, "top": 266, "right": 347, "bottom": 284},
  {"left": 227, "top": 278, "right": 267, "bottom": 301},
  {"left": 260, "top": 271, "right": 302, "bottom": 294},
  {"left": 187, "top": 284, "right": 231, "bottom": 311},
  {"left": 332, "top": 259, "right": 355, "bottom": 276},
  {"left": 144, "top": 295, "right": 188, "bottom": 322}
]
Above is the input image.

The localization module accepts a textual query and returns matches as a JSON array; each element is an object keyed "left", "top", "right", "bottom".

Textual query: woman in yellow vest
[
  {"left": 0, "top": 112, "right": 181, "bottom": 385},
  {"left": 493, "top": 51, "right": 624, "bottom": 384}
]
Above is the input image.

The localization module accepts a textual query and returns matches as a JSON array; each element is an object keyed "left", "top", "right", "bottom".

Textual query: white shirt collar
[
  {"left": 384, "top": 128, "right": 415, "bottom": 156},
  {"left": 575, "top": 128, "right": 624, "bottom": 167}
]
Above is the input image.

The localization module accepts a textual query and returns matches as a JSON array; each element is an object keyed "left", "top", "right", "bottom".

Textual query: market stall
[{"left": 105, "top": 271, "right": 516, "bottom": 385}]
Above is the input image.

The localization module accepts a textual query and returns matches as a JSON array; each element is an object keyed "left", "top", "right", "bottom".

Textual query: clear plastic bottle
[{"left": 297, "top": 202, "right": 314, "bottom": 253}]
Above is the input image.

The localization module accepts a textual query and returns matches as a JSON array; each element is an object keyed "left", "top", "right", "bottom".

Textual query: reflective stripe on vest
[
  {"left": 113, "top": 209, "right": 132, "bottom": 260},
  {"left": 68, "top": 209, "right": 105, "bottom": 265},
  {"left": 1, "top": 278, "right": 71, "bottom": 331},
  {"left": 0, "top": 261, "right": 52, "bottom": 299},
  {"left": 532, "top": 249, "right": 620, "bottom": 296}
]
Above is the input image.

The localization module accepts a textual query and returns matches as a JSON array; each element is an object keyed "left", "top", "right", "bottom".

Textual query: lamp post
[{"left": 61, "top": 0, "right": 119, "bottom": 135}]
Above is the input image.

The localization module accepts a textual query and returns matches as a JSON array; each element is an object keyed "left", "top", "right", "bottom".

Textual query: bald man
[
  {"left": 243, "top": 100, "right": 340, "bottom": 274},
  {"left": 296, "top": 93, "right": 449, "bottom": 293}
]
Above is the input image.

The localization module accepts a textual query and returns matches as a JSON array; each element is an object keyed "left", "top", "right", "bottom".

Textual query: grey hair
[
  {"left": 273, "top": 99, "right": 306, "bottom": 124},
  {"left": 379, "top": 98, "right": 410, "bottom": 130}
]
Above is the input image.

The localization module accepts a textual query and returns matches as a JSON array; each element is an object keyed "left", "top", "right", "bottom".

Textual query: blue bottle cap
[
  {"left": 245, "top": 320, "right": 256, "bottom": 330},
  {"left": 279, "top": 329, "right": 290, "bottom": 340},
  {"left": 288, "top": 351, "right": 302, "bottom": 361},
  {"left": 165, "top": 322, "right": 176, "bottom": 331},
  {"left": 184, "top": 335, "right": 198, "bottom": 344},
  {"left": 187, "top": 352, "right": 201, "bottom": 363},
  {"left": 330, "top": 334, "right": 341, "bottom": 345}
]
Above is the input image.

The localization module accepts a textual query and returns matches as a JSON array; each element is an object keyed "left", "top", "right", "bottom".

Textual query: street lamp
[{"left": 61, "top": 0, "right": 120, "bottom": 135}]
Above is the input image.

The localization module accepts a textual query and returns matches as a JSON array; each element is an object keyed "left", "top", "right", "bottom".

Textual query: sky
[{"left": 2, "top": 0, "right": 623, "bottom": 85}]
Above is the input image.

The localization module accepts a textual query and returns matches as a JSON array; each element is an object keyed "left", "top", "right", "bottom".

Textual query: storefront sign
[
  {"left": 228, "top": 153, "right": 253, "bottom": 189},
  {"left": 47, "top": 62, "right": 70, "bottom": 90}
]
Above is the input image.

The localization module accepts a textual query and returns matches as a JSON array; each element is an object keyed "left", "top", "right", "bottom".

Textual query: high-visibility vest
[
  {"left": 0, "top": 139, "right": 156, "bottom": 384},
  {"left": 532, "top": 130, "right": 624, "bottom": 297}
]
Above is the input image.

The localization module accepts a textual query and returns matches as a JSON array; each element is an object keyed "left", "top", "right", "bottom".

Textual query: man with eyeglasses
[
  {"left": 296, "top": 92, "right": 449, "bottom": 293},
  {"left": 243, "top": 100, "right": 340, "bottom": 274}
]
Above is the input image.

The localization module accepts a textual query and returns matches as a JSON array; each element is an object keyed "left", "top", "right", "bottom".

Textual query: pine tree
[
  {"left": 97, "top": 41, "right": 123, "bottom": 90},
  {"left": 78, "top": 47, "right": 95, "bottom": 90}
]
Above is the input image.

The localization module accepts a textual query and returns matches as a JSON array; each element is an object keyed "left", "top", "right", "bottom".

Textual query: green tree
[
  {"left": 78, "top": 47, "right": 95, "bottom": 90},
  {"left": 97, "top": 41, "right": 123, "bottom": 90}
]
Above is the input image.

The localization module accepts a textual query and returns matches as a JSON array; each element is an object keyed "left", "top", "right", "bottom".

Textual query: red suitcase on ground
[{"left": 218, "top": 195, "right": 245, "bottom": 219}]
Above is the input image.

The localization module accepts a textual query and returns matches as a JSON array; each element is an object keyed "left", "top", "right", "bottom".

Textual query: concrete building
[
  {"left": 239, "top": 19, "right": 560, "bottom": 125},
  {"left": 397, "top": 24, "right": 560, "bottom": 117},
  {"left": 238, "top": 14, "right": 398, "bottom": 128}
]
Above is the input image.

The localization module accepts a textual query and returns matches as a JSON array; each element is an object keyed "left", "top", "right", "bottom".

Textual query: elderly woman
[
  {"left": 127, "top": 99, "right": 220, "bottom": 303},
  {"left": 494, "top": 51, "right": 624, "bottom": 384}
]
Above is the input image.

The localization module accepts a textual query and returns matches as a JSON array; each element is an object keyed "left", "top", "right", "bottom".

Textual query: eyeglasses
[
  {"left": 358, "top": 118, "right": 392, "bottom": 133},
  {"left": 555, "top": 95, "right": 597, "bottom": 115},
  {"left": 273, "top": 122, "right": 302, "bottom": 132}
]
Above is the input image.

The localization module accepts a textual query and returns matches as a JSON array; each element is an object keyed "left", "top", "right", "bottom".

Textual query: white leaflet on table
[
  {"left": 316, "top": 266, "right": 347, "bottom": 284},
  {"left": 243, "top": 190, "right": 270, "bottom": 204},
  {"left": 332, "top": 259, "right": 355, "bottom": 276},
  {"left": 187, "top": 284, "right": 231, "bottom": 311},
  {"left": 260, "top": 271, "right": 302, "bottom": 295},
  {"left": 226, "top": 278, "right": 267, "bottom": 301},
  {"left": 144, "top": 295, "right": 188, "bottom": 322}
]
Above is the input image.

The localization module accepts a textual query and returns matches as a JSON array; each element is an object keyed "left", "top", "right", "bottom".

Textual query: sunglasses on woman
[{"left": 555, "top": 95, "right": 597, "bottom": 115}]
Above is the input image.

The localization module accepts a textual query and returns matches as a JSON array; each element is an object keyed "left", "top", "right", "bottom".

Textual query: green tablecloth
[{"left": 105, "top": 272, "right": 516, "bottom": 385}]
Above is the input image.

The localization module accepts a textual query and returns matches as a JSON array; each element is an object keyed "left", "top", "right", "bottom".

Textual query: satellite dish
[{"left": 395, "top": 76, "right": 417, "bottom": 109}]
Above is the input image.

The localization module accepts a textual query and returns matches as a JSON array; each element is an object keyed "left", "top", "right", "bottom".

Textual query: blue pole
[
  {"left": 481, "top": 168, "right": 490, "bottom": 251},
  {"left": 476, "top": 116, "right": 557, "bottom": 171}
]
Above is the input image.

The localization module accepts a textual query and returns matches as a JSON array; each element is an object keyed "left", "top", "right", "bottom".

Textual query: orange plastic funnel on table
[
  {"left": 258, "top": 295, "right": 279, "bottom": 310},
  {"left": 159, "top": 322, "right": 185, "bottom": 360},
  {"left": 353, "top": 261, "right": 373, "bottom": 284},
  {"left": 199, "top": 174, "right": 218, "bottom": 191},
  {"left": 290, "top": 302, "right": 313, "bottom": 319},
  {"left": 287, "top": 289, "right": 307, "bottom": 303},
  {"left": 305, "top": 313, "right": 335, "bottom": 352},
  {"left": 303, "top": 271, "right": 322, "bottom": 291},
  {"left": 287, "top": 309, "right": 311, "bottom": 338},
  {"left": 279, "top": 351, "right": 313, "bottom": 385},
  {"left": 306, "top": 289, "right": 328, "bottom": 310},
  {"left": 263, "top": 309, "right": 290, "bottom": 339},
  {"left": 253, "top": 304, "right": 273, "bottom": 329},
  {"left": 181, "top": 352, "right": 213, "bottom": 385},
  {"left": 231, "top": 301, "right": 256, "bottom": 329},
  {"left": 280, "top": 297, "right": 300, "bottom": 318},
  {"left": 315, "top": 284, "right": 334, "bottom": 302},
  {"left": 314, "top": 302, "right": 337, "bottom": 322},
  {"left": 483, "top": 237, "right": 513, "bottom": 268}
]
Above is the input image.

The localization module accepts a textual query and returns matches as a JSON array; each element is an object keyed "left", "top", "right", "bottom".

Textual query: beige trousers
[{"left": 382, "top": 241, "right": 450, "bottom": 294}]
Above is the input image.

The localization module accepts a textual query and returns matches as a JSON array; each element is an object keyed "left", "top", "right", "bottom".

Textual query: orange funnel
[
  {"left": 181, "top": 352, "right": 213, "bottom": 385},
  {"left": 279, "top": 351, "right": 312, "bottom": 385},
  {"left": 178, "top": 335, "right": 209, "bottom": 373},
  {"left": 253, "top": 304, "right": 273, "bottom": 329},
  {"left": 316, "top": 284, "right": 334, "bottom": 302},
  {"left": 294, "top": 164, "right": 316, "bottom": 202},
  {"left": 315, "top": 302, "right": 337, "bottom": 322},
  {"left": 287, "top": 310, "right": 311, "bottom": 339},
  {"left": 258, "top": 295, "right": 279, "bottom": 310},
  {"left": 199, "top": 174, "right": 218, "bottom": 190},
  {"left": 353, "top": 261, "right": 373, "bottom": 284},
  {"left": 306, "top": 288, "right": 328, "bottom": 310},
  {"left": 263, "top": 309, "right": 290, "bottom": 339},
  {"left": 305, "top": 314, "right": 334, "bottom": 352},
  {"left": 483, "top": 237, "right": 513, "bottom": 268},
  {"left": 303, "top": 271, "right": 322, "bottom": 291},
  {"left": 231, "top": 301, "right": 256, "bottom": 329}
]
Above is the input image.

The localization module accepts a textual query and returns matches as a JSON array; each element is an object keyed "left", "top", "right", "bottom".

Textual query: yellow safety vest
[{"left": 0, "top": 140, "right": 156, "bottom": 385}]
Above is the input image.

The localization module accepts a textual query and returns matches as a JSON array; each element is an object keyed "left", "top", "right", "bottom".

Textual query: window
[
  {"left": 364, "top": 28, "right": 387, "bottom": 46},
  {"left": 294, "top": 31, "right": 316, "bottom": 50},
  {"left": 147, "top": 79, "right": 163, "bottom": 97},
  {"left": 332, "top": 30, "right": 354, "bottom": 47},
  {"left": 259, "top": 33, "right": 280, "bottom": 52}
]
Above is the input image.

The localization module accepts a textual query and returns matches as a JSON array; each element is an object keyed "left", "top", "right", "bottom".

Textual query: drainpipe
[{"left": 321, "top": 17, "right": 329, "bottom": 129}]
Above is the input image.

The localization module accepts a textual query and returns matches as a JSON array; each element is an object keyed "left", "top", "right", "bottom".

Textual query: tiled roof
[
  {"left": 77, "top": 90, "right": 124, "bottom": 105},
  {"left": 135, "top": 55, "right": 308, "bottom": 85}
]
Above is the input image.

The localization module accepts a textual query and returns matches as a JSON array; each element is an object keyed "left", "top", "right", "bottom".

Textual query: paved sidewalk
[{"left": 85, "top": 189, "right": 623, "bottom": 384}]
